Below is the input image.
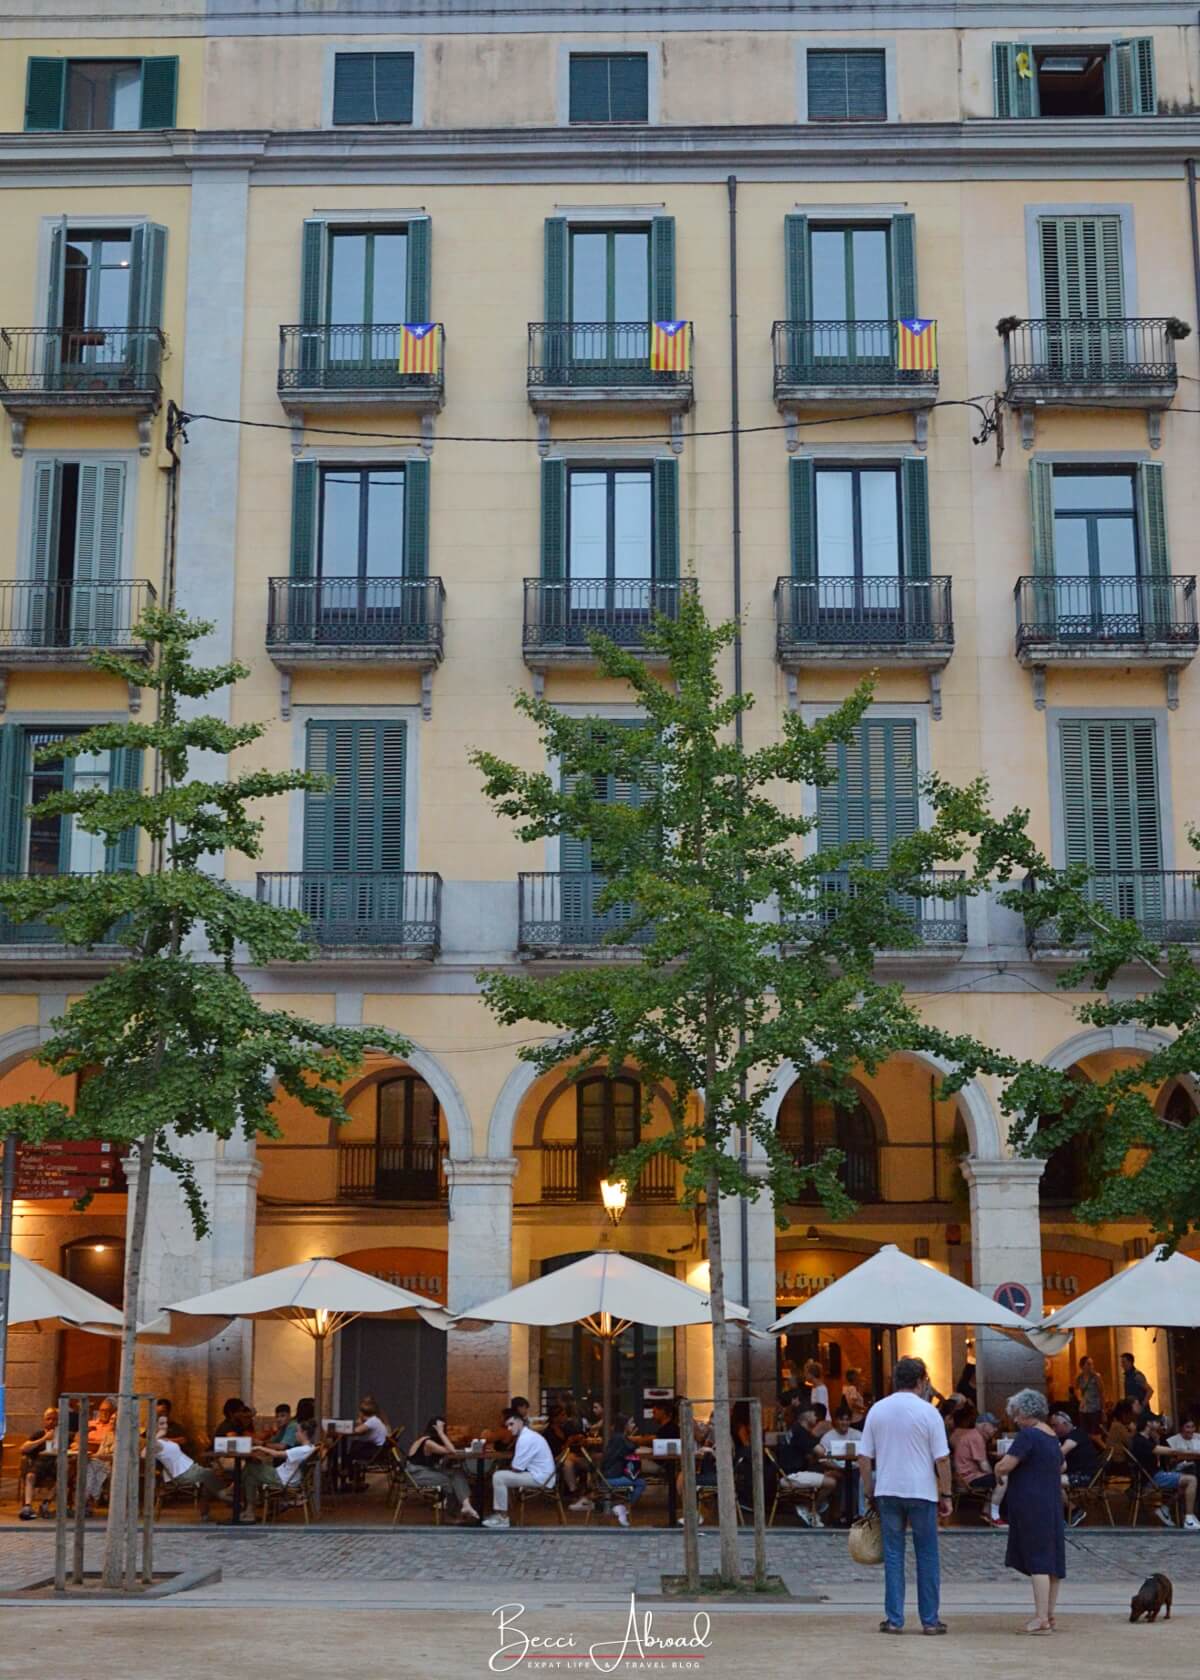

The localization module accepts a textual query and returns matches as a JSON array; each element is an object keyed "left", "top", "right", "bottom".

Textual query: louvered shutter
[
  {"left": 845, "top": 51, "right": 886, "bottom": 118},
  {"left": 652, "top": 458, "right": 678, "bottom": 582},
  {"left": 70, "top": 462, "right": 125, "bottom": 646},
  {"left": 790, "top": 456, "right": 817, "bottom": 583},
  {"left": 405, "top": 218, "right": 431, "bottom": 322},
  {"left": 374, "top": 53, "right": 415, "bottom": 123},
  {"left": 105, "top": 747, "right": 143, "bottom": 873},
  {"left": 1041, "top": 217, "right": 1124, "bottom": 318},
  {"left": 569, "top": 56, "right": 609, "bottom": 122},
  {"left": 817, "top": 718, "right": 919, "bottom": 866},
  {"left": 128, "top": 222, "right": 167, "bottom": 381},
  {"left": 1029, "top": 460, "right": 1057, "bottom": 628},
  {"left": 1060, "top": 719, "right": 1161, "bottom": 921},
  {"left": 24, "top": 59, "right": 66, "bottom": 131},
  {"left": 299, "top": 219, "right": 327, "bottom": 378},
  {"left": 1111, "top": 39, "right": 1156, "bottom": 115},
  {"left": 28, "top": 461, "right": 60, "bottom": 649},
  {"left": 303, "top": 720, "right": 408, "bottom": 938},
  {"left": 138, "top": 58, "right": 178, "bottom": 128},
  {"left": 992, "top": 43, "right": 1036, "bottom": 118},
  {"left": 0, "top": 728, "right": 25, "bottom": 877},
  {"left": 609, "top": 54, "right": 649, "bottom": 121},
  {"left": 46, "top": 218, "right": 67, "bottom": 330},
  {"left": 783, "top": 214, "right": 811, "bottom": 379},
  {"left": 289, "top": 460, "right": 319, "bottom": 638},
  {"left": 650, "top": 217, "right": 676, "bottom": 322},
  {"left": 544, "top": 218, "right": 569, "bottom": 325},
  {"left": 333, "top": 53, "right": 374, "bottom": 123},
  {"left": 541, "top": 458, "right": 567, "bottom": 582},
  {"left": 890, "top": 214, "right": 917, "bottom": 320},
  {"left": 901, "top": 457, "right": 930, "bottom": 581},
  {"left": 403, "top": 458, "right": 429, "bottom": 579},
  {"left": 1136, "top": 460, "right": 1169, "bottom": 635}
]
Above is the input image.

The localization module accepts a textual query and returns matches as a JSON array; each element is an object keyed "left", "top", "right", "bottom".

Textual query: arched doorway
[
  {"left": 777, "top": 1084, "right": 881, "bottom": 1203},
  {"left": 59, "top": 1236, "right": 124, "bottom": 1398},
  {"left": 538, "top": 1250, "right": 675, "bottom": 1421}
]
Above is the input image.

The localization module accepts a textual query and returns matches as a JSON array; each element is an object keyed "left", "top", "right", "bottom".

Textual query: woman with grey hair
[{"left": 995, "top": 1388, "right": 1066, "bottom": 1633}]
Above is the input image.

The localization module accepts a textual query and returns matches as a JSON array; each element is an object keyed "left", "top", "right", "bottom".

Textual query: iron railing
[
  {"left": 0, "top": 874, "right": 132, "bottom": 948},
  {"left": 772, "top": 320, "right": 940, "bottom": 391},
  {"left": 277, "top": 324, "right": 444, "bottom": 394},
  {"left": 789, "top": 1143, "right": 880, "bottom": 1204},
  {"left": 1014, "top": 575, "right": 1198, "bottom": 651},
  {"left": 775, "top": 576, "right": 953, "bottom": 653},
  {"left": 1000, "top": 317, "right": 1183, "bottom": 390},
  {"left": 1025, "top": 870, "right": 1200, "bottom": 949},
  {"left": 539, "top": 1141, "right": 676, "bottom": 1203},
  {"left": 528, "top": 322, "right": 693, "bottom": 392},
  {"left": 792, "top": 870, "right": 969, "bottom": 947},
  {"left": 256, "top": 871, "right": 442, "bottom": 953},
  {"left": 266, "top": 577, "right": 445, "bottom": 653},
  {"left": 518, "top": 872, "right": 654, "bottom": 952},
  {"left": 0, "top": 327, "right": 164, "bottom": 398},
  {"left": 337, "top": 1138, "right": 448, "bottom": 1202},
  {"left": 0, "top": 580, "right": 157, "bottom": 652},
  {"left": 523, "top": 577, "right": 695, "bottom": 653}
]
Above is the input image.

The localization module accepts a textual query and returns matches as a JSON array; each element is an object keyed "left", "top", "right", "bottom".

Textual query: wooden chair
[
  {"left": 1064, "top": 1452, "right": 1114, "bottom": 1528},
  {"left": 768, "top": 1448, "right": 825, "bottom": 1528},
  {"left": 154, "top": 1465, "right": 200, "bottom": 1519},
  {"left": 513, "top": 1445, "right": 569, "bottom": 1527},
  {"left": 259, "top": 1452, "right": 318, "bottom": 1525},
  {"left": 1122, "top": 1446, "right": 1184, "bottom": 1528},
  {"left": 950, "top": 1472, "right": 992, "bottom": 1524},
  {"left": 391, "top": 1455, "right": 449, "bottom": 1527}
]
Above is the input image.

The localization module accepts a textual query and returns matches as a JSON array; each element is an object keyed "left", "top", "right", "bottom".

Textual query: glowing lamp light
[{"left": 600, "top": 1179, "right": 628, "bottom": 1228}]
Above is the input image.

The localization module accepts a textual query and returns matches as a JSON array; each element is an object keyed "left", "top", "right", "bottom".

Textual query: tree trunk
[
  {"left": 704, "top": 1161, "right": 740, "bottom": 1587},
  {"left": 101, "top": 1127, "right": 157, "bottom": 1589}
]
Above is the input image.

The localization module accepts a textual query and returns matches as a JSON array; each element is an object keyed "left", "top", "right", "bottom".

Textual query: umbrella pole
[
  {"left": 602, "top": 1335, "right": 614, "bottom": 1434},
  {"left": 313, "top": 1331, "right": 325, "bottom": 1516},
  {"left": 0, "top": 1134, "right": 15, "bottom": 1450}
]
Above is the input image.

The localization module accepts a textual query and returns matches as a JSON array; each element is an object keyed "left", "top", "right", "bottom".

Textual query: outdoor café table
[
  {"left": 637, "top": 1445, "right": 683, "bottom": 1527},
  {"left": 817, "top": 1450, "right": 860, "bottom": 1528},
  {"left": 206, "top": 1440, "right": 254, "bottom": 1525},
  {"left": 458, "top": 1445, "right": 512, "bottom": 1517}
]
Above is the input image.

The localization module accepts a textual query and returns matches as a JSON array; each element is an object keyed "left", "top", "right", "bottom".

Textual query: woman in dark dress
[{"left": 995, "top": 1388, "right": 1066, "bottom": 1633}]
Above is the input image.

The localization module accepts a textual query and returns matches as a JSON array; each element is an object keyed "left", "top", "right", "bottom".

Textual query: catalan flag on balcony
[
  {"left": 650, "top": 320, "right": 692, "bottom": 373},
  {"left": 896, "top": 318, "right": 937, "bottom": 372},
  {"left": 398, "top": 323, "right": 440, "bottom": 376}
]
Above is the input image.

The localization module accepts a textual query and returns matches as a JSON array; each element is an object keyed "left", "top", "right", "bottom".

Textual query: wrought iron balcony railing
[
  {"left": 518, "top": 872, "right": 654, "bottom": 953},
  {"left": 1014, "top": 576, "right": 1198, "bottom": 653},
  {"left": 772, "top": 320, "right": 940, "bottom": 392},
  {"left": 792, "top": 870, "right": 969, "bottom": 948},
  {"left": 528, "top": 322, "right": 693, "bottom": 393},
  {"left": 337, "top": 1138, "right": 448, "bottom": 1203},
  {"left": 266, "top": 577, "right": 445, "bottom": 656},
  {"left": 775, "top": 577, "right": 953, "bottom": 655},
  {"left": 0, "top": 580, "right": 156, "bottom": 654},
  {"left": 1000, "top": 317, "right": 1184, "bottom": 393},
  {"left": 1024, "top": 870, "right": 1200, "bottom": 949},
  {"left": 0, "top": 327, "right": 164, "bottom": 400},
  {"left": 277, "top": 324, "right": 444, "bottom": 396},
  {"left": 788, "top": 1144, "right": 880, "bottom": 1204},
  {"left": 539, "top": 1141, "right": 676, "bottom": 1203},
  {"left": 523, "top": 577, "right": 695, "bottom": 656},
  {"left": 256, "top": 871, "right": 442, "bottom": 954}
]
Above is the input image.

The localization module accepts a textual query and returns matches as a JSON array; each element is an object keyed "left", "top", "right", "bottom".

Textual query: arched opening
[
  {"left": 777, "top": 1083, "right": 881, "bottom": 1203},
  {"left": 371, "top": 1074, "right": 445, "bottom": 1201},
  {"left": 575, "top": 1074, "right": 640, "bottom": 1199},
  {"left": 59, "top": 1235, "right": 124, "bottom": 1398}
]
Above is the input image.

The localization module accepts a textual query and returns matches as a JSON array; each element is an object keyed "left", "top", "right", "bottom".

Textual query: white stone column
[
  {"left": 963, "top": 1157, "right": 1046, "bottom": 1411},
  {"left": 718, "top": 1165, "right": 778, "bottom": 1403},
  {"left": 445, "top": 1157, "right": 517, "bottom": 1432}
]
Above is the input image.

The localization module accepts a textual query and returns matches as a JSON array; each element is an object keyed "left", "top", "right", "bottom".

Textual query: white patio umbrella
[
  {"left": 8, "top": 1251, "right": 124, "bottom": 1334},
  {"left": 1026, "top": 1245, "right": 1200, "bottom": 1356},
  {"left": 768, "top": 1243, "right": 1035, "bottom": 1333},
  {"left": 452, "top": 1250, "right": 752, "bottom": 1426}
]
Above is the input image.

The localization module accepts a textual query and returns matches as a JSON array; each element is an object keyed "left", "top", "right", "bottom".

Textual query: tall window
[
  {"left": 814, "top": 466, "right": 901, "bottom": 611},
  {"left": 375, "top": 1075, "right": 442, "bottom": 1200},
  {"left": 28, "top": 460, "right": 127, "bottom": 648},
  {"left": 1059, "top": 717, "right": 1162, "bottom": 924},
  {"left": 568, "top": 54, "right": 649, "bottom": 124},
  {"left": 26, "top": 731, "right": 110, "bottom": 876},
  {"left": 568, "top": 467, "right": 652, "bottom": 583},
  {"left": 811, "top": 226, "right": 890, "bottom": 365},
  {"left": 62, "top": 231, "right": 132, "bottom": 332},
  {"left": 576, "top": 1075, "right": 641, "bottom": 1196},
  {"left": 816, "top": 717, "right": 919, "bottom": 866},
  {"left": 570, "top": 229, "right": 649, "bottom": 325},
  {"left": 332, "top": 53, "right": 414, "bottom": 125},
  {"left": 328, "top": 230, "right": 408, "bottom": 326},
  {"left": 320, "top": 466, "right": 406, "bottom": 581},
  {"left": 778, "top": 1086, "right": 881, "bottom": 1202},
  {"left": 302, "top": 719, "right": 407, "bottom": 877},
  {"left": 1050, "top": 469, "right": 1138, "bottom": 632},
  {"left": 806, "top": 50, "right": 887, "bottom": 122}
]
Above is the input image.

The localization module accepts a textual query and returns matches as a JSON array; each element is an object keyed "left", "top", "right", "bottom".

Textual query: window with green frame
[
  {"left": 302, "top": 719, "right": 407, "bottom": 876},
  {"left": 0, "top": 724, "right": 140, "bottom": 878},
  {"left": 1028, "top": 460, "right": 1168, "bottom": 637},
  {"left": 815, "top": 716, "right": 919, "bottom": 867},
  {"left": 332, "top": 52, "right": 414, "bottom": 125},
  {"left": 25, "top": 57, "right": 177, "bottom": 131},
  {"left": 290, "top": 458, "right": 429, "bottom": 583},
  {"left": 1058, "top": 717, "right": 1162, "bottom": 923},
  {"left": 993, "top": 39, "right": 1155, "bottom": 118},
  {"left": 568, "top": 53, "right": 649, "bottom": 123},
  {"left": 806, "top": 49, "right": 887, "bottom": 121},
  {"left": 298, "top": 217, "right": 431, "bottom": 376},
  {"left": 783, "top": 213, "right": 916, "bottom": 369}
]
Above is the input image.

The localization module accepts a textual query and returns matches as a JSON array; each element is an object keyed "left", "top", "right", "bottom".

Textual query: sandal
[{"left": 1023, "top": 1620, "right": 1054, "bottom": 1635}]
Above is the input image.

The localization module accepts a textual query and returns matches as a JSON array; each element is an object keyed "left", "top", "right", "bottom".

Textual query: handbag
[{"left": 848, "top": 1508, "right": 884, "bottom": 1566}]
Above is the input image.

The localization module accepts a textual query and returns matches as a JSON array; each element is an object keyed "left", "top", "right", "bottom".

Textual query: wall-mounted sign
[
  {"left": 13, "top": 1140, "right": 124, "bottom": 1200},
  {"left": 993, "top": 1281, "right": 1032, "bottom": 1317}
]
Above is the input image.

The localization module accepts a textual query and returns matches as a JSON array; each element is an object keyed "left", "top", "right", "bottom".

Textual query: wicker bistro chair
[
  {"left": 768, "top": 1447, "right": 825, "bottom": 1528},
  {"left": 391, "top": 1453, "right": 450, "bottom": 1527},
  {"left": 153, "top": 1464, "right": 201, "bottom": 1520},
  {"left": 1064, "top": 1452, "right": 1115, "bottom": 1528},
  {"left": 512, "top": 1445, "right": 570, "bottom": 1527},
  {"left": 259, "top": 1450, "right": 319, "bottom": 1525},
  {"left": 1121, "top": 1445, "right": 1184, "bottom": 1528}
]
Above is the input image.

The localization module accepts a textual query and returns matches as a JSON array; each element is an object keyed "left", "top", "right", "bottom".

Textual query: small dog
[{"left": 1129, "top": 1573, "right": 1173, "bottom": 1623}]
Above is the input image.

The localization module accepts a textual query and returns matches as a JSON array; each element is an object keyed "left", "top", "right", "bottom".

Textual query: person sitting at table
[
  {"left": 265, "top": 1403, "right": 299, "bottom": 1448},
  {"left": 939, "top": 1393, "right": 967, "bottom": 1440},
  {"left": 1167, "top": 1416, "right": 1200, "bottom": 1475},
  {"left": 17, "top": 1407, "right": 60, "bottom": 1520},
  {"left": 542, "top": 1403, "right": 588, "bottom": 1508},
  {"left": 1104, "top": 1399, "right": 1136, "bottom": 1457},
  {"left": 406, "top": 1416, "right": 482, "bottom": 1524},
  {"left": 1126, "top": 1415, "right": 1200, "bottom": 1528},
  {"left": 483, "top": 1411, "right": 557, "bottom": 1529},
  {"left": 83, "top": 1397, "right": 119, "bottom": 1514},
  {"left": 840, "top": 1370, "right": 867, "bottom": 1426},
  {"left": 816, "top": 1411, "right": 864, "bottom": 1520},
  {"left": 1050, "top": 1410, "right": 1100, "bottom": 1527},
  {"left": 600, "top": 1413, "right": 648, "bottom": 1528},
  {"left": 731, "top": 1401, "right": 777, "bottom": 1519},
  {"left": 950, "top": 1405, "right": 1006, "bottom": 1528},
  {"left": 808, "top": 1401, "right": 833, "bottom": 1441},
  {"left": 213, "top": 1396, "right": 254, "bottom": 1443},
  {"left": 344, "top": 1398, "right": 390, "bottom": 1484},
  {"left": 155, "top": 1398, "right": 188, "bottom": 1446},
  {"left": 239, "top": 1420, "right": 318, "bottom": 1516},
  {"left": 357, "top": 1392, "right": 394, "bottom": 1434},
  {"left": 775, "top": 1404, "right": 837, "bottom": 1526},
  {"left": 509, "top": 1396, "right": 532, "bottom": 1424},
  {"left": 154, "top": 1432, "right": 228, "bottom": 1521},
  {"left": 295, "top": 1396, "right": 317, "bottom": 1433}
]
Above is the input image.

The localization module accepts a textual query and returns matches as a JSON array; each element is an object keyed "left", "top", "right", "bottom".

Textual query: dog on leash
[{"left": 1129, "top": 1574, "right": 1173, "bottom": 1623}]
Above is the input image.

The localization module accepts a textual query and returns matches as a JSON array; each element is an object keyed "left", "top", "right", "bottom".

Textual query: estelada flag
[
  {"left": 896, "top": 318, "right": 937, "bottom": 372},
  {"left": 398, "top": 323, "right": 441, "bottom": 375},
  {"left": 650, "top": 320, "right": 692, "bottom": 372}
]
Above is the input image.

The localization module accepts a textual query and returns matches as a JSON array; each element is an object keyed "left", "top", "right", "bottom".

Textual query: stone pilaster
[
  {"left": 718, "top": 1164, "right": 778, "bottom": 1404},
  {"left": 445, "top": 1156, "right": 518, "bottom": 1433},
  {"left": 963, "top": 1157, "right": 1046, "bottom": 1411}
]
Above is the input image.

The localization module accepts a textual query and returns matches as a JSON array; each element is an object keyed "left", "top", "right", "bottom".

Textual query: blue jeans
[
  {"left": 876, "top": 1496, "right": 941, "bottom": 1629},
  {"left": 607, "top": 1475, "right": 646, "bottom": 1506}
]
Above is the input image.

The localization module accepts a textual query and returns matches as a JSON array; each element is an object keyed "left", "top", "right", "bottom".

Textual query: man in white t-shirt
[
  {"left": 858, "top": 1357, "right": 952, "bottom": 1636},
  {"left": 240, "top": 1421, "right": 318, "bottom": 1512},
  {"left": 483, "top": 1412, "right": 557, "bottom": 1528},
  {"left": 1167, "top": 1417, "right": 1200, "bottom": 1474},
  {"left": 154, "top": 1434, "right": 227, "bottom": 1520}
]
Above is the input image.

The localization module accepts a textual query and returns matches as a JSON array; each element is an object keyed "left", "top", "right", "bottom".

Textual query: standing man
[
  {"left": 1076, "top": 1357, "right": 1104, "bottom": 1436},
  {"left": 858, "top": 1356, "right": 952, "bottom": 1636},
  {"left": 1121, "top": 1351, "right": 1154, "bottom": 1414}
]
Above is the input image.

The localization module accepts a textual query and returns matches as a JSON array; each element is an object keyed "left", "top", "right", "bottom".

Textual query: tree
[
  {"left": 472, "top": 594, "right": 1006, "bottom": 1585},
  {"left": 0, "top": 610, "right": 406, "bottom": 1587}
]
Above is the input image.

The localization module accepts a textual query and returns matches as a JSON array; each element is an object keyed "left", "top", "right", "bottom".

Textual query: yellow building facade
[{"left": 3, "top": 0, "right": 1200, "bottom": 1440}]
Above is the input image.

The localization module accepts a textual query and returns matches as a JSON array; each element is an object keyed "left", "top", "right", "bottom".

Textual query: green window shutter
[
  {"left": 807, "top": 50, "right": 885, "bottom": 120},
  {"left": 817, "top": 718, "right": 918, "bottom": 866},
  {"left": 544, "top": 218, "right": 569, "bottom": 325},
  {"left": 789, "top": 456, "right": 817, "bottom": 581},
  {"left": 290, "top": 460, "right": 318, "bottom": 580},
  {"left": 1059, "top": 719, "right": 1161, "bottom": 879},
  {"left": 333, "top": 53, "right": 374, "bottom": 123},
  {"left": 608, "top": 54, "right": 649, "bottom": 121},
  {"left": 650, "top": 217, "right": 676, "bottom": 321},
  {"left": 652, "top": 458, "right": 679, "bottom": 581},
  {"left": 70, "top": 462, "right": 125, "bottom": 645},
  {"left": 25, "top": 59, "right": 66, "bottom": 131},
  {"left": 128, "top": 222, "right": 167, "bottom": 330},
  {"left": 1040, "top": 216, "right": 1124, "bottom": 319},
  {"left": 0, "top": 728, "right": 25, "bottom": 876},
  {"left": 1137, "top": 460, "right": 1169, "bottom": 634},
  {"left": 559, "top": 764, "right": 592, "bottom": 876},
  {"left": 300, "top": 219, "right": 327, "bottom": 328},
  {"left": 403, "top": 458, "right": 430, "bottom": 578},
  {"left": 901, "top": 456, "right": 930, "bottom": 581},
  {"left": 139, "top": 57, "right": 178, "bottom": 128},
  {"left": 303, "top": 720, "right": 336, "bottom": 870},
  {"left": 303, "top": 720, "right": 407, "bottom": 874},
  {"left": 46, "top": 218, "right": 67, "bottom": 330},
  {"left": 541, "top": 458, "right": 567, "bottom": 581},
  {"left": 373, "top": 53, "right": 414, "bottom": 123},
  {"left": 1030, "top": 460, "right": 1056, "bottom": 576},
  {"left": 890, "top": 214, "right": 917, "bottom": 320},
  {"left": 784, "top": 214, "right": 810, "bottom": 324},
  {"left": 569, "top": 55, "right": 609, "bottom": 122},
  {"left": 105, "top": 747, "right": 143, "bottom": 873},
  {"left": 992, "top": 43, "right": 1036, "bottom": 118},
  {"left": 29, "top": 461, "right": 61, "bottom": 586},
  {"left": 1112, "top": 39, "right": 1156, "bottom": 115},
  {"left": 406, "top": 218, "right": 431, "bottom": 321}
]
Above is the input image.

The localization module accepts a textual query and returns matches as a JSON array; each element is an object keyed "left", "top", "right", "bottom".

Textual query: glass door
[
  {"left": 809, "top": 226, "right": 891, "bottom": 372},
  {"left": 815, "top": 466, "right": 902, "bottom": 627},
  {"left": 569, "top": 228, "right": 650, "bottom": 371},
  {"left": 376, "top": 1077, "right": 441, "bottom": 1200},
  {"left": 59, "top": 230, "right": 133, "bottom": 388},
  {"left": 327, "top": 229, "right": 408, "bottom": 382},
  {"left": 1051, "top": 471, "right": 1140, "bottom": 638},
  {"left": 567, "top": 467, "right": 652, "bottom": 636},
  {"left": 318, "top": 467, "right": 407, "bottom": 638}
]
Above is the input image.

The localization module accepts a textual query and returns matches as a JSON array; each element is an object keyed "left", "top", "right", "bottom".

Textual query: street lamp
[{"left": 600, "top": 1179, "right": 628, "bottom": 1228}]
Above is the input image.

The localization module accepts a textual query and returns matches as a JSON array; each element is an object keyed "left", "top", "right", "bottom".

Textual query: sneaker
[
  {"left": 1155, "top": 1506, "right": 1175, "bottom": 1527},
  {"left": 1069, "top": 1507, "right": 1088, "bottom": 1528},
  {"left": 17, "top": 1506, "right": 33, "bottom": 1521},
  {"left": 613, "top": 1504, "right": 630, "bottom": 1528},
  {"left": 482, "top": 1514, "right": 511, "bottom": 1529},
  {"left": 568, "top": 1498, "right": 591, "bottom": 1513},
  {"left": 810, "top": 1510, "right": 825, "bottom": 1528},
  {"left": 1184, "top": 1514, "right": 1200, "bottom": 1531},
  {"left": 792, "top": 1506, "right": 813, "bottom": 1528},
  {"left": 981, "top": 1512, "right": 1008, "bottom": 1529}
]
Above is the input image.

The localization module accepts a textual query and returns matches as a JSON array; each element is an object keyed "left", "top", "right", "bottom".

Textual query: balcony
[
  {"left": 790, "top": 870, "right": 969, "bottom": 953},
  {"left": 772, "top": 320, "right": 939, "bottom": 440},
  {"left": 276, "top": 325, "right": 444, "bottom": 422},
  {"left": 266, "top": 578, "right": 445, "bottom": 677},
  {"left": 0, "top": 328, "right": 164, "bottom": 455},
  {"left": 1014, "top": 576, "right": 1197, "bottom": 706},
  {"left": 337, "top": 1139, "right": 448, "bottom": 1204},
  {"left": 527, "top": 322, "right": 694, "bottom": 418},
  {"left": 523, "top": 577, "right": 695, "bottom": 669},
  {"left": 1025, "top": 870, "right": 1200, "bottom": 952},
  {"left": 999, "top": 317, "right": 1185, "bottom": 447},
  {"left": 0, "top": 581, "right": 157, "bottom": 682},
  {"left": 539, "top": 1142, "right": 676, "bottom": 1204},
  {"left": 0, "top": 875, "right": 132, "bottom": 960},
  {"left": 256, "top": 871, "right": 442, "bottom": 959},
  {"left": 518, "top": 872, "right": 653, "bottom": 957},
  {"left": 775, "top": 577, "right": 953, "bottom": 715}
]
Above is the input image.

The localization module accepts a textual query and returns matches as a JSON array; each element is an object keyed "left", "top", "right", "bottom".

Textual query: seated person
[
  {"left": 774, "top": 1404, "right": 838, "bottom": 1526},
  {"left": 155, "top": 1398, "right": 188, "bottom": 1445},
  {"left": 819, "top": 1414, "right": 863, "bottom": 1457},
  {"left": 599, "top": 1413, "right": 647, "bottom": 1528},
  {"left": 357, "top": 1393, "right": 393, "bottom": 1434},
  {"left": 344, "top": 1399, "right": 390, "bottom": 1479},
  {"left": 808, "top": 1401, "right": 833, "bottom": 1441},
  {"left": 405, "top": 1416, "right": 481, "bottom": 1524},
  {"left": 542, "top": 1403, "right": 587, "bottom": 1507},
  {"left": 212, "top": 1396, "right": 253, "bottom": 1443},
  {"left": 154, "top": 1433, "right": 227, "bottom": 1520},
  {"left": 1051, "top": 1409, "right": 1101, "bottom": 1527},
  {"left": 509, "top": 1396, "right": 532, "bottom": 1424},
  {"left": 483, "top": 1412, "right": 557, "bottom": 1529},
  {"left": 1167, "top": 1416, "right": 1200, "bottom": 1475},
  {"left": 1104, "top": 1399, "right": 1137, "bottom": 1458},
  {"left": 241, "top": 1420, "right": 317, "bottom": 1511},
  {"left": 84, "top": 1398, "right": 118, "bottom": 1511},
  {"left": 18, "top": 1407, "right": 60, "bottom": 1520},
  {"left": 265, "top": 1403, "right": 299, "bottom": 1448},
  {"left": 647, "top": 1400, "right": 680, "bottom": 1440},
  {"left": 839, "top": 1370, "right": 868, "bottom": 1426},
  {"left": 950, "top": 1404, "right": 1006, "bottom": 1527},
  {"left": 731, "top": 1401, "right": 777, "bottom": 1517},
  {"left": 295, "top": 1397, "right": 317, "bottom": 1435},
  {"left": 1127, "top": 1415, "right": 1200, "bottom": 1528}
]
